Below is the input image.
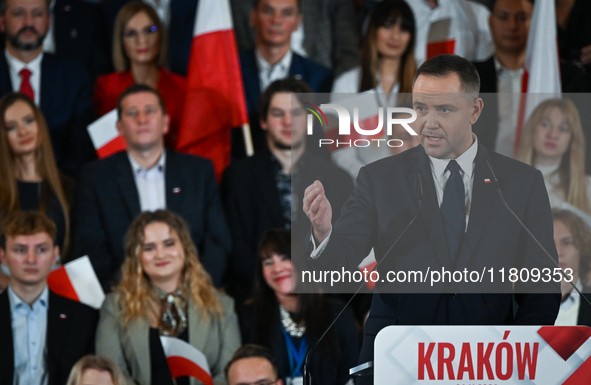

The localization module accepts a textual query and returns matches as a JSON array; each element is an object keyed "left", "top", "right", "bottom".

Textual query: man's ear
[
  {"left": 470, "top": 97, "right": 484, "bottom": 125},
  {"left": 0, "top": 248, "right": 5, "bottom": 265},
  {"left": 0, "top": 15, "right": 5, "bottom": 34},
  {"left": 162, "top": 114, "right": 170, "bottom": 136},
  {"left": 260, "top": 118, "right": 268, "bottom": 131},
  {"left": 51, "top": 245, "right": 59, "bottom": 266}
]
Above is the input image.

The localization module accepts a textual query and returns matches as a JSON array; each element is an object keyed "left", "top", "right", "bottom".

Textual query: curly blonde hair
[{"left": 114, "top": 210, "right": 222, "bottom": 327}]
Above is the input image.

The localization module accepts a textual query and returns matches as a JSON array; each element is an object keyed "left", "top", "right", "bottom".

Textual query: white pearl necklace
[{"left": 279, "top": 304, "right": 306, "bottom": 337}]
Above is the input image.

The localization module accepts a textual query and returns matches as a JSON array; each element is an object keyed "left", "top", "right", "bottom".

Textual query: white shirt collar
[
  {"left": 127, "top": 150, "right": 166, "bottom": 174},
  {"left": 493, "top": 55, "right": 523, "bottom": 76},
  {"left": 5, "top": 48, "right": 44, "bottom": 76},
  {"left": 8, "top": 285, "right": 49, "bottom": 311},
  {"left": 255, "top": 48, "right": 293, "bottom": 75},
  {"left": 429, "top": 134, "right": 479, "bottom": 179}
]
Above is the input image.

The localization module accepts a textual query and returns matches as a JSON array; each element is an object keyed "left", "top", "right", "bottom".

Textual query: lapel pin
[
  {"left": 59, "top": 314, "right": 67, "bottom": 319},
  {"left": 172, "top": 187, "right": 181, "bottom": 194},
  {"left": 484, "top": 179, "right": 491, "bottom": 183}
]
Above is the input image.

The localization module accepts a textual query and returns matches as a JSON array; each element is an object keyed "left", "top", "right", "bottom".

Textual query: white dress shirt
[
  {"left": 8, "top": 285, "right": 49, "bottom": 385},
  {"left": 128, "top": 151, "right": 167, "bottom": 212},
  {"left": 255, "top": 48, "right": 293, "bottom": 92},
  {"left": 555, "top": 279, "right": 583, "bottom": 326},
  {"left": 311, "top": 136, "right": 479, "bottom": 258},
  {"left": 5, "top": 49, "right": 43, "bottom": 105}
]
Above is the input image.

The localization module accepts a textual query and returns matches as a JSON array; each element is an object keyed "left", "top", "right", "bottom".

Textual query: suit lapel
[
  {"left": 241, "top": 50, "right": 261, "bottom": 113},
  {"left": 115, "top": 153, "right": 141, "bottom": 216},
  {"left": 0, "top": 291, "right": 14, "bottom": 384},
  {"left": 128, "top": 317, "right": 151, "bottom": 383},
  {"left": 255, "top": 151, "right": 285, "bottom": 226},
  {"left": 165, "top": 152, "right": 182, "bottom": 213},
  {"left": 187, "top": 301, "right": 210, "bottom": 359},
  {"left": 40, "top": 55, "right": 52, "bottom": 111},
  {"left": 0, "top": 53, "right": 13, "bottom": 93},
  {"left": 410, "top": 146, "right": 453, "bottom": 267},
  {"left": 47, "top": 291, "right": 69, "bottom": 383},
  {"left": 455, "top": 145, "right": 497, "bottom": 269}
]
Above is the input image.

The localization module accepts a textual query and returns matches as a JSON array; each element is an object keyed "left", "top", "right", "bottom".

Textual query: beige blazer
[{"left": 96, "top": 291, "right": 241, "bottom": 385}]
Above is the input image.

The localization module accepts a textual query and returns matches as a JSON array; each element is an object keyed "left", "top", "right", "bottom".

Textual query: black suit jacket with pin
[
  {"left": 308, "top": 143, "right": 561, "bottom": 366},
  {"left": 72, "top": 150, "right": 231, "bottom": 291},
  {"left": 0, "top": 289, "right": 98, "bottom": 385}
]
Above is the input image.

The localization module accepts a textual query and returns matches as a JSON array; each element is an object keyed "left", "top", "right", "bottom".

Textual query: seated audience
[
  {"left": 221, "top": 78, "right": 353, "bottom": 305},
  {"left": 0, "top": 211, "right": 98, "bottom": 385},
  {"left": 73, "top": 84, "right": 231, "bottom": 291},
  {"left": 472, "top": 0, "right": 533, "bottom": 157},
  {"left": 516, "top": 99, "right": 591, "bottom": 217},
  {"left": 0, "top": 93, "right": 74, "bottom": 290},
  {"left": 94, "top": 1, "right": 185, "bottom": 148},
  {"left": 552, "top": 209, "right": 591, "bottom": 326},
  {"left": 225, "top": 344, "right": 283, "bottom": 385},
  {"left": 96, "top": 210, "right": 240, "bottom": 385},
  {"left": 238, "top": 0, "right": 332, "bottom": 157},
  {"left": 66, "top": 355, "right": 126, "bottom": 385},
  {"left": 238, "top": 229, "right": 359, "bottom": 385},
  {"left": 231, "top": 0, "right": 360, "bottom": 76},
  {"left": 0, "top": 0, "right": 94, "bottom": 177},
  {"left": 331, "top": 0, "right": 417, "bottom": 179}
]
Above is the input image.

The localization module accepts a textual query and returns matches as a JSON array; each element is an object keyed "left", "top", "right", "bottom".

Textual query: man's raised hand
[{"left": 303, "top": 180, "right": 332, "bottom": 244}]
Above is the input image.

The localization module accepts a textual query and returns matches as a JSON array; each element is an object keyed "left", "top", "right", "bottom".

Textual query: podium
[{"left": 350, "top": 325, "right": 591, "bottom": 384}]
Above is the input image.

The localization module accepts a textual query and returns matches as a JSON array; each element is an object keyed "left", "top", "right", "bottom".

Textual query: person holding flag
[{"left": 96, "top": 210, "right": 240, "bottom": 385}]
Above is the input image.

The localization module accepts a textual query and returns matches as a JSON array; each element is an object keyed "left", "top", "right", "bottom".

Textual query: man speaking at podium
[{"left": 303, "top": 54, "right": 560, "bottom": 379}]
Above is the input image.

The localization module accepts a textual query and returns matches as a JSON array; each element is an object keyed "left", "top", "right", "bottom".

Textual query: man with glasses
[{"left": 225, "top": 344, "right": 283, "bottom": 385}]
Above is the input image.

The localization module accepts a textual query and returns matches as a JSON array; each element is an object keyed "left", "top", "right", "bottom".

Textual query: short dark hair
[
  {"left": 253, "top": 0, "right": 301, "bottom": 13},
  {"left": 1, "top": 211, "right": 56, "bottom": 249},
  {"left": 0, "top": 0, "right": 50, "bottom": 15},
  {"left": 117, "top": 84, "right": 167, "bottom": 120},
  {"left": 491, "top": 0, "right": 534, "bottom": 12},
  {"left": 413, "top": 54, "right": 480, "bottom": 97},
  {"left": 224, "top": 344, "right": 279, "bottom": 380},
  {"left": 258, "top": 77, "right": 312, "bottom": 122}
]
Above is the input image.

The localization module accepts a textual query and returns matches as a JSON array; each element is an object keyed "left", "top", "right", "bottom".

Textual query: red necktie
[{"left": 19, "top": 68, "right": 34, "bottom": 101}]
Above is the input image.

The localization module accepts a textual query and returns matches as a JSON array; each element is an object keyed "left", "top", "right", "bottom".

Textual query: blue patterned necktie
[{"left": 441, "top": 160, "right": 465, "bottom": 260}]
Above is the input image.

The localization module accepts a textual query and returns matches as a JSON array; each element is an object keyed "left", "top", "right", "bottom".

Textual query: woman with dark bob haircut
[{"left": 96, "top": 210, "right": 240, "bottom": 385}]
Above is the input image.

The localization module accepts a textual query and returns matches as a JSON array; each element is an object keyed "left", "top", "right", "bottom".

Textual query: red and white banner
[
  {"left": 160, "top": 336, "right": 213, "bottom": 385},
  {"left": 47, "top": 256, "right": 105, "bottom": 309},
  {"left": 87, "top": 110, "right": 126, "bottom": 159},
  {"left": 375, "top": 325, "right": 591, "bottom": 384},
  {"left": 176, "top": 0, "right": 249, "bottom": 181},
  {"left": 515, "top": 0, "right": 562, "bottom": 149}
]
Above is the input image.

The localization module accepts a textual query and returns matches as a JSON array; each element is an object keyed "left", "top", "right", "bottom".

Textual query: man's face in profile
[{"left": 412, "top": 73, "right": 482, "bottom": 159}]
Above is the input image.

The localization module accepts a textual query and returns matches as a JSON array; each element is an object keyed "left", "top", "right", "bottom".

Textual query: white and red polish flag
[
  {"left": 87, "top": 109, "right": 127, "bottom": 159},
  {"left": 160, "top": 336, "right": 214, "bottom": 385},
  {"left": 47, "top": 256, "right": 105, "bottom": 309},
  {"left": 176, "top": 0, "right": 249, "bottom": 181},
  {"left": 515, "top": 0, "right": 561, "bottom": 150}
]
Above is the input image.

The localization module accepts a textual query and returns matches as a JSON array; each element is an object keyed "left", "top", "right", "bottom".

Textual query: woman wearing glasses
[{"left": 93, "top": 1, "right": 185, "bottom": 148}]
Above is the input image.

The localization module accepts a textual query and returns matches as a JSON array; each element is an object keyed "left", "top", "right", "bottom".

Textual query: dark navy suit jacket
[
  {"left": 308, "top": 144, "right": 561, "bottom": 374},
  {"left": 0, "top": 52, "right": 94, "bottom": 177},
  {"left": 236, "top": 49, "right": 333, "bottom": 157},
  {"left": 72, "top": 151, "right": 231, "bottom": 291},
  {"left": 0, "top": 289, "right": 98, "bottom": 385}
]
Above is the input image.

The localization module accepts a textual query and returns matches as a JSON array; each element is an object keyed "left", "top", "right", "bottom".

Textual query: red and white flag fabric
[
  {"left": 160, "top": 336, "right": 214, "bottom": 385},
  {"left": 515, "top": 0, "right": 562, "bottom": 149},
  {"left": 176, "top": 0, "right": 249, "bottom": 181},
  {"left": 47, "top": 256, "right": 105, "bottom": 309},
  {"left": 87, "top": 110, "right": 127, "bottom": 159}
]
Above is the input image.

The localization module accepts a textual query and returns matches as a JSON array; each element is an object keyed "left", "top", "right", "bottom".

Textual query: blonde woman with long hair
[
  {"left": 516, "top": 98, "right": 591, "bottom": 216},
  {"left": 66, "top": 355, "right": 126, "bottom": 385},
  {"left": 96, "top": 210, "right": 240, "bottom": 385}
]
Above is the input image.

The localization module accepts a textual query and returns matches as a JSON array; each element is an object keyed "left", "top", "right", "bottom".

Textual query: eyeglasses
[
  {"left": 123, "top": 25, "right": 158, "bottom": 40},
  {"left": 235, "top": 380, "right": 279, "bottom": 385}
]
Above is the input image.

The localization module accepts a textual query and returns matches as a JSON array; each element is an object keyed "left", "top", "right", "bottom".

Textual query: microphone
[
  {"left": 303, "top": 172, "right": 424, "bottom": 385},
  {"left": 485, "top": 160, "right": 591, "bottom": 308}
]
